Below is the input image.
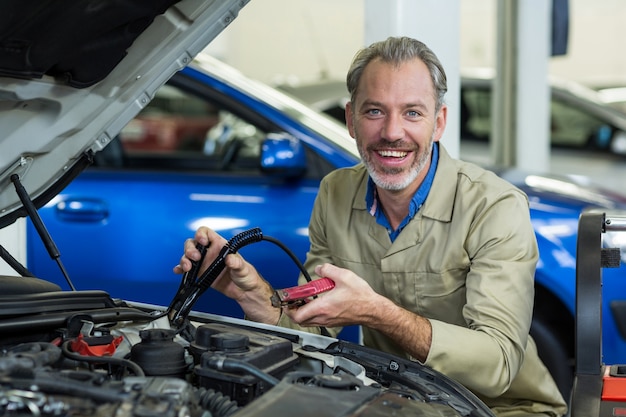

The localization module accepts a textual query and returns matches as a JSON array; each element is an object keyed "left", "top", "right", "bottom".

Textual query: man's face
[{"left": 345, "top": 58, "right": 447, "bottom": 192}]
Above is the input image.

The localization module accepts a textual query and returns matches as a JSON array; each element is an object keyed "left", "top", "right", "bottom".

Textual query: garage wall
[
  {"left": 207, "top": 0, "right": 626, "bottom": 89},
  {"left": 206, "top": 0, "right": 364, "bottom": 86}
]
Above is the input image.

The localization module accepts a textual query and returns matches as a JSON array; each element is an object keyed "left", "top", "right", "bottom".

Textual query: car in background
[
  {"left": 26, "top": 54, "right": 626, "bottom": 400},
  {"left": 598, "top": 86, "right": 626, "bottom": 115},
  {"left": 279, "top": 70, "right": 626, "bottom": 194},
  {"left": 460, "top": 68, "right": 626, "bottom": 194}
]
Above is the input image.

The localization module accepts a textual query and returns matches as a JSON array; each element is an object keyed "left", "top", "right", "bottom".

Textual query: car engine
[{"left": 0, "top": 282, "right": 495, "bottom": 417}]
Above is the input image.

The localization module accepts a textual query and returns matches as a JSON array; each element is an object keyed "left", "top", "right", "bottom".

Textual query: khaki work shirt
[{"left": 278, "top": 145, "right": 567, "bottom": 416}]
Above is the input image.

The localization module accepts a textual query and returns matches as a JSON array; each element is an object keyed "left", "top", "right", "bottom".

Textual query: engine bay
[{"left": 0, "top": 281, "right": 494, "bottom": 417}]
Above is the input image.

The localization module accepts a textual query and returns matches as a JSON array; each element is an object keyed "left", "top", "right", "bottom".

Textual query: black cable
[
  {"left": 205, "top": 355, "right": 280, "bottom": 387},
  {"left": 197, "top": 227, "right": 265, "bottom": 292},
  {"left": 168, "top": 228, "right": 264, "bottom": 326},
  {"left": 261, "top": 236, "right": 331, "bottom": 337},
  {"left": 61, "top": 339, "right": 145, "bottom": 377},
  {"left": 0, "top": 243, "right": 35, "bottom": 277},
  {"left": 168, "top": 228, "right": 333, "bottom": 337},
  {"left": 261, "top": 235, "right": 312, "bottom": 282},
  {"left": 22, "top": 376, "right": 125, "bottom": 404}
]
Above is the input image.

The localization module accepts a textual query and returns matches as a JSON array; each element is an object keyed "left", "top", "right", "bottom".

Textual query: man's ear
[
  {"left": 345, "top": 101, "right": 356, "bottom": 139},
  {"left": 433, "top": 104, "right": 448, "bottom": 142}
]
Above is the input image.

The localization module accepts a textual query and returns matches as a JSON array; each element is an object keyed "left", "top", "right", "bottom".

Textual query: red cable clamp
[
  {"left": 271, "top": 277, "right": 335, "bottom": 308},
  {"left": 70, "top": 333, "right": 123, "bottom": 357}
]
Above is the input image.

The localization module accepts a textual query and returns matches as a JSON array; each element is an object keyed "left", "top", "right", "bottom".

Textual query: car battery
[
  {"left": 190, "top": 323, "right": 300, "bottom": 406},
  {"left": 570, "top": 211, "right": 626, "bottom": 417}
]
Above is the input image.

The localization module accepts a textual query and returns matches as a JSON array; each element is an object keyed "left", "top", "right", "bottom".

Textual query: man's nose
[{"left": 382, "top": 113, "right": 404, "bottom": 141}]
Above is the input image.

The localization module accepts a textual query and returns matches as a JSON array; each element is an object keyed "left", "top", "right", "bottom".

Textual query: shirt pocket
[{"left": 412, "top": 271, "right": 467, "bottom": 326}]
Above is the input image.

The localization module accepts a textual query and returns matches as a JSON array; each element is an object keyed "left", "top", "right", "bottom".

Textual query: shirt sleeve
[{"left": 424, "top": 188, "right": 538, "bottom": 398}]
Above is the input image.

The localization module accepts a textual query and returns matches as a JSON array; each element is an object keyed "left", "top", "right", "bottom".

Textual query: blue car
[{"left": 26, "top": 54, "right": 626, "bottom": 399}]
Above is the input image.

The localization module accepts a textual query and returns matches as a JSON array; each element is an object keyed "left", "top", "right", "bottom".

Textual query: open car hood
[{"left": 0, "top": 0, "right": 249, "bottom": 228}]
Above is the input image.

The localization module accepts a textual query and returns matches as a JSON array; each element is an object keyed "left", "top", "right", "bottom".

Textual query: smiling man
[{"left": 178, "top": 37, "right": 567, "bottom": 416}]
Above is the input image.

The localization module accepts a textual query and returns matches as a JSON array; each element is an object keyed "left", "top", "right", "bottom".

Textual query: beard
[{"left": 357, "top": 133, "right": 435, "bottom": 191}]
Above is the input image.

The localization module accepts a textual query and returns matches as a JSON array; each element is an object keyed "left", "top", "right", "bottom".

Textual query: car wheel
[{"left": 530, "top": 318, "right": 574, "bottom": 401}]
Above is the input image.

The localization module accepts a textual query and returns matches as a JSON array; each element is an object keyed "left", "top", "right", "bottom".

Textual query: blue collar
[{"left": 365, "top": 142, "right": 439, "bottom": 242}]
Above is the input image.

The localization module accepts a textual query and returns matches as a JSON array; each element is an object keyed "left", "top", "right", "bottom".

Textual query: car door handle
[{"left": 55, "top": 199, "right": 109, "bottom": 222}]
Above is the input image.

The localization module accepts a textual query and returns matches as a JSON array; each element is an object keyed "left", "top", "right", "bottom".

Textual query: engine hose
[
  {"left": 206, "top": 356, "right": 280, "bottom": 387},
  {"left": 197, "top": 388, "right": 239, "bottom": 417},
  {"left": 61, "top": 340, "right": 145, "bottom": 377},
  {"left": 4, "top": 342, "right": 62, "bottom": 370}
]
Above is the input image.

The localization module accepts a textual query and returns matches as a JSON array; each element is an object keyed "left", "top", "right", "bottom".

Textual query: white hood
[{"left": 0, "top": 0, "right": 250, "bottom": 227}]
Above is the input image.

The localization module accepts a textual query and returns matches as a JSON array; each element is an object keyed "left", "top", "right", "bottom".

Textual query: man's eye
[
  {"left": 407, "top": 110, "right": 419, "bottom": 117},
  {"left": 367, "top": 109, "right": 381, "bottom": 116}
]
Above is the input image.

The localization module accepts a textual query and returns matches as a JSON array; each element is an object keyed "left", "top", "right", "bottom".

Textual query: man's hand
[
  {"left": 174, "top": 226, "right": 280, "bottom": 324},
  {"left": 284, "top": 263, "right": 432, "bottom": 362},
  {"left": 282, "top": 263, "right": 381, "bottom": 328}
]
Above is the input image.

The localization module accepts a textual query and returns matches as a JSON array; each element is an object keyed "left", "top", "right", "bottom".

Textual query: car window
[
  {"left": 550, "top": 98, "right": 608, "bottom": 149},
  {"left": 92, "top": 70, "right": 339, "bottom": 181},
  {"left": 96, "top": 77, "right": 266, "bottom": 173},
  {"left": 121, "top": 83, "right": 220, "bottom": 154},
  {"left": 461, "top": 82, "right": 614, "bottom": 151},
  {"left": 461, "top": 85, "right": 491, "bottom": 141}
]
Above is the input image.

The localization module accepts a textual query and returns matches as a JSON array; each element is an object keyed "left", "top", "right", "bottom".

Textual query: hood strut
[{"left": 11, "top": 174, "right": 75, "bottom": 291}]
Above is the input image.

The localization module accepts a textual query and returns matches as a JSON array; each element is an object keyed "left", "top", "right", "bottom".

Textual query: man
[{"left": 175, "top": 37, "right": 567, "bottom": 416}]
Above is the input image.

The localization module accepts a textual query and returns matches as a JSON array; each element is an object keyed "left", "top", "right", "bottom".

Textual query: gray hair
[{"left": 346, "top": 36, "right": 447, "bottom": 112}]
